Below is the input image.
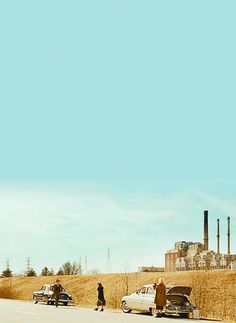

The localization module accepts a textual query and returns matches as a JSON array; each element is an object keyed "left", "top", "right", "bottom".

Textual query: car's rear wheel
[
  {"left": 121, "top": 301, "right": 132, "bottom": 313},
  {"left": 151, "top": 308, "right": 157, "bottom": 316},
  {"left": 63, "top": 302, "right": 68, "bottom": 306},
  {"left": 179, "top": 313, "right": 189, "bottom": 318}
]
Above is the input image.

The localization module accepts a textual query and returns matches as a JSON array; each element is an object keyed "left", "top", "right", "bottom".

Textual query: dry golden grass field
[{"left": 0, "top": 270, "right": 236, "bottom": 321}]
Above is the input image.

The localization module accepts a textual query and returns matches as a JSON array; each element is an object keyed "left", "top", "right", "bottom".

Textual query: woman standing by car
[
  {"left": 94, "top": 283, "right": 106, "bottom": 312},
  {"left": 154, "top": 278, "right": 166, "bottom": 318}
]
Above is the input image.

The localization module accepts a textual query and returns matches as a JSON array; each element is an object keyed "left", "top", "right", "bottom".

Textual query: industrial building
[{"left": 165, "top": 210, "right": 236, "bottom": 272}]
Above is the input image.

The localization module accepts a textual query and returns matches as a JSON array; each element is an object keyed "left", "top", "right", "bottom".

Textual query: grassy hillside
[{"left": 0, "top": 270, "right": 235, "bottom": 321}]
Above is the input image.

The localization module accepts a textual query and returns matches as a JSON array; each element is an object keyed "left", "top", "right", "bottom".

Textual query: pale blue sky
[{"left": 0, "top": 1, "right": 236, "bottom": 274}]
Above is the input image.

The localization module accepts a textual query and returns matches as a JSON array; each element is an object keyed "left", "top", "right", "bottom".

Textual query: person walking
[
  {"left": 154, "top": 278, "right": 166, "bottom": 318},
  {"left": 52, "top": 279, "right": 63, "bottom": 308},
  {"left": 94, "top": 283, "right": 106, "bottom": 312}
]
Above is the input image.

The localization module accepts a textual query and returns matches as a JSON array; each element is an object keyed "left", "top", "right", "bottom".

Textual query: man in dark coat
[
  {"left": 154, "top": 278, "right": 166, "bottom": 318},
  {"left": 52, "top": 279, "right": 63, "bottom": 307}
]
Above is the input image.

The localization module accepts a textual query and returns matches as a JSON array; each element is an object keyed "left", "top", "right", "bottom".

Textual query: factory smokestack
[
  {"left": 217, "top": 219, "right": 220, "bottom": 254},
  {"left": 204, "top": 210, "right": 209, "bottom": 251},
  {"left": 227, "top": 216, "right": 230, "bottom": 255}
]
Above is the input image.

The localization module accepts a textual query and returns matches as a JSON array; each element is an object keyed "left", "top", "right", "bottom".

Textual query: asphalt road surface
[{"left": 0, "top": 299, "right": 222, "bottom": 323}]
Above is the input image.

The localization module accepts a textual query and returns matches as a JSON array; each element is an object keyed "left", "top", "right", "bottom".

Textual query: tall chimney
[
  {"left": 204, "top": 210, "right": 209, "bottom": 251},
  {"left": 217, "top": 219, "right": 220, "bottom": 254},
  {"left": 227, "top": 216, "right": 230, "bottom": 255}
]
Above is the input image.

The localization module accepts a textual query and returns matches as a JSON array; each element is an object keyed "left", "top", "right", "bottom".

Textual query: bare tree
[{"left": 61, "top": 261, "right": 82, "bottom": 275}]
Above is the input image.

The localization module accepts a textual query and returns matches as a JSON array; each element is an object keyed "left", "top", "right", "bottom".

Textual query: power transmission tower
[
  {"left": 79, "top": 256, "right": 82, "bottom": 274},
  {"left": 26, "top": 257, "right": 31, "bottom": 271},
  {"left": 84, "top": 255, "right": 88, "bottom": 274},
  {"left": 106, "top": 248, "right": 111, "bottom": 273},
  {"left": 6, "top": 258, "right": 10, "bottom": 269}
]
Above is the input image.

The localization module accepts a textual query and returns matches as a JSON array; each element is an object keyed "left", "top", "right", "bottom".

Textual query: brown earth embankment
[{"left": 0, "top": 270, "right": 235, "bottom": 321}]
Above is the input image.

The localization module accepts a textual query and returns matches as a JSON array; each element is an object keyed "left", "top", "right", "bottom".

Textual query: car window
[
  {"left": 147, "top": 287, "right": 155, "bottom": 294},
  {"left": 140, "top": 287, "right": 146, "bottom": 294},
  {"left": 41, "top": 286, "right": 46, "bottom": 291}
]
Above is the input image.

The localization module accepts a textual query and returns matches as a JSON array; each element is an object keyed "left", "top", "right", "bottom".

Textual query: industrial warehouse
[{"left": 165, "top": 210, "right": 236, "bottom": 272}]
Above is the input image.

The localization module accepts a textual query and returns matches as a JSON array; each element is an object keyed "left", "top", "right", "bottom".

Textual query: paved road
[{"left": 0, "top": 299, "right": 222, "bottom": 323}]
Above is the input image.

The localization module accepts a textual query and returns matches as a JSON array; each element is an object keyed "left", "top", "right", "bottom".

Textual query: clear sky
[{"left": 0, "top": 0, "right": 236, "bottom": 274}]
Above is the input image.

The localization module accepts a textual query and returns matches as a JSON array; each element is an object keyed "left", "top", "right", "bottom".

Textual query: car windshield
[
  {"left": 146, "top": 287, "right": 155, "bottom": 294},
  {"left": 41, "top": 286, "right": 46, "bottom": 291}
]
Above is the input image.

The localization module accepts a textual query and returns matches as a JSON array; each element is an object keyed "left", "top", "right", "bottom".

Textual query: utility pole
[{"left": 217, "top": 219, "right": 220, "bottom": 254}]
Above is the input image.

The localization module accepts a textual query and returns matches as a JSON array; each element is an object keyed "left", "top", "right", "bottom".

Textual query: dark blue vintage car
[{"left": 33, "top": 284, "right": 73, "bottom": 306}]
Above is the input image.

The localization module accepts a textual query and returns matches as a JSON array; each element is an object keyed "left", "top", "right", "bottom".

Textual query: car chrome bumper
[{"left": 166, "top": 310, "right": 192, "bottom": 314}]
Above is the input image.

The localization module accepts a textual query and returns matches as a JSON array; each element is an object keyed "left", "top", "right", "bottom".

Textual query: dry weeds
[
  {"left": 0, "top": 270, "right": 235, "bottom": 321},
  {"left": 0, "top": 278, "right": 19, "bottom": 299}
]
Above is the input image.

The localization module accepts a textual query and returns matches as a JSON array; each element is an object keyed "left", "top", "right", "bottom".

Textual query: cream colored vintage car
[{"left": 121, "top": 284, "right": 196, "bottom": 318}]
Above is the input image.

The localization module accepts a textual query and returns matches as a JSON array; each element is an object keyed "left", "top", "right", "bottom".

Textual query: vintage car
[
  {"left": 121, "top": 284, "right": 196, "bottom": 318},
  {"left": 33, "top": 284, "right": 73, "bottom": 306}
]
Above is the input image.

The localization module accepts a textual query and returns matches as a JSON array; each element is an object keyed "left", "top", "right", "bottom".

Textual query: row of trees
[
  {"left": 42, "top": 261, "right": 82, "bottom": 276},
  {"left": 1, "top": 261, "right": 89, "bottom": 277}
]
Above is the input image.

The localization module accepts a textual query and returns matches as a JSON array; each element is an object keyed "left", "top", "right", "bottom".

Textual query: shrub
[{"left": 0, "top": 281, "right": 19, "bottom": 299}]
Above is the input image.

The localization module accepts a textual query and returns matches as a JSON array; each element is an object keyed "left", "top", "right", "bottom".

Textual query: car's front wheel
[
  {"left": 121, "top": 301, "right": 132, "bottom": 313},
  {"left": 43, "top": 296, "right": 50, "bottom": 305},
  {"left": 179, "top": 313, "right": 189, "bottom": 318},
  {"left": 33, "top": 296, "right": 38, "bottom": 304}
]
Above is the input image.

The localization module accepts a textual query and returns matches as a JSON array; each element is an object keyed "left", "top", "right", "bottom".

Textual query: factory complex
[{"left": 165, "top": 211, "right": 236, "bottom": 272}]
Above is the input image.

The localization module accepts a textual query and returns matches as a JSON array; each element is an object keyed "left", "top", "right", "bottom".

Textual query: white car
[{"left": 121, "top": 284, "right": 196, "bottom": 318}]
